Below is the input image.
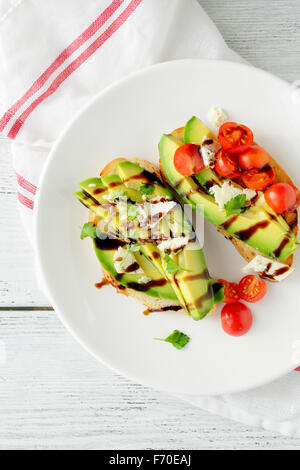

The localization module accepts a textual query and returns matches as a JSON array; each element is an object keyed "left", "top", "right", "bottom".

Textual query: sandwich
[
  {"left": 74, "top": 158, "right": 225, "bottom": 320},
  {"left": 159, "top": 116, "right": 299, "bottom": 282}
]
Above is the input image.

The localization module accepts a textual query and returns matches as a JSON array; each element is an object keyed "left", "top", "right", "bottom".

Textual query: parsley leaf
[
  {"left": 224, "top": 194, "right": 247, "bottom": 216},
  {"left": 80, "top": 222, "right": 97, "bottom": 240},
  {"left": 164, "top": 254, "right": 189, "bottom": 274},
  {"left": 155, "top": 330, "right": 190, "bottom": 350},
  {"left": 140, "top": 183, "right": 154, "bottom": 196}
]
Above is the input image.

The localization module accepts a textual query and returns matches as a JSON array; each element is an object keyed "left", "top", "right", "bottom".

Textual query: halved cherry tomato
[
  {"left": 238, "top": 145, "right": 271, "bottom": 171},
  {"left": 264, "top": 183, "right": 297, "bottom": 214},
  {"left": 174, "top": 144, "right": 204, "bottom": 176},
  {"left": 238, "top": 275, "right": 267, "bottom": 303},
  {"left": 219, "top": 122, "right": 254, "bottom": 155},
  {"left": 218, "top": 279, "right": 240, "bottom": 303},
  {"left": 221, "top": 302, "right": 253, "bottom": 337},
  {"left": 241, "top": 166, "right": 275, "bottom": 191},
  {"left": 214, "top": 150, "right": 241, "bottom": 178}
]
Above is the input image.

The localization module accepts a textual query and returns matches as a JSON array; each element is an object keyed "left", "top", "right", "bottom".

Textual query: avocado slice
[
  {"left": 94, "top": 238, "right": 177, "bottom": 300},
  {"left": 159, "top": 128, "right": 298, "bottom": 260},
  {"left": 117, "top": 160, "right": 173, "bottom": 199}
]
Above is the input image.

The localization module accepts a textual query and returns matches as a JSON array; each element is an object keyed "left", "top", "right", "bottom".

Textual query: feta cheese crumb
[
  {"left": 157, "top": 237, "right": 189, "bottom": 252},
  {"left": 150, "top": 201, "right": 176, "bottom": 217},
  {"left": 209, "top": 180, "right": 256, "bottom": 210},
  {"left": 103, "top": 194, "right": 112, "bottom": 201},
  {"left": 201, "top": 145, "right": 216, "bottom": 168},
  {"left": 207, "top": 106, "right": 228, "bottom": 128},
  {"left": 88, "top": 183, "right": 96, "bottom": 188},
  {"left": 113, "top": 247, "right": 143, "bottom": 274},
  {"left": 242, "top": 255, "right": 294, "bottom": 282},
  {"left": 138, "top": 276, "right": 152, "bottom": 285}
]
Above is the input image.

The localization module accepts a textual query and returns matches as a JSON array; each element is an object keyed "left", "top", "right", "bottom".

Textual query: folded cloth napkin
[{"left": 1, "top": 0, "right": 299, "bottom": 437}]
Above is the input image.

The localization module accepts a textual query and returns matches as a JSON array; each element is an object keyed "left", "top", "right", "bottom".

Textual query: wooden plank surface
[
  {"left": 0, "top": 310, "right": 300, "bottom": 450},
  {"left": 0, "top": 0, "right": 300, "bottom": 450}
]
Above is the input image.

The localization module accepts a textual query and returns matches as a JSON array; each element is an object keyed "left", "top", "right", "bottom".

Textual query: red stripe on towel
[
  {"left": 8, "top": 0, "right": 143, "bottom": 139},
  {"left": 0, "top": 0, "right": 123, "bottom": 132},
  {"left": 15, "top": 172, "right": 37, "bottom": 195},
  {"left": 18, "top": 192, "right": 34, "bottom": 210}
]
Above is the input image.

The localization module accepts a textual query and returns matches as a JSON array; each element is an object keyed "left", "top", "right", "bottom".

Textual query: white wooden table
[{"left": 1, "top": 0, "right": 300, "bottom": 450}]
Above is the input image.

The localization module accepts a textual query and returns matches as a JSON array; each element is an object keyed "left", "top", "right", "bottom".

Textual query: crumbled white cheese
[
  {"left": 138, "top": 276, "right": 152, "bottom": 285},
  {"left": 242, "top": 255, "right": 294, "bottom": 282},
  {"left": 209, "top": 180, "right": 256, "bottom": 210},
  {"left": 88, "top": 183, "right": 96, "bottom": 188},
  {"left": 157, "top": 237, "right": 189, "bottom": 252},
  {"left": 150, "top": 201, "right": 176, "bottom": 217},
  {"left": 103, "top": 194, "right": 112, "bottom": 201},
  {"left": 113, "top": 247, "right": 143, "bottom": 275},
  {"left": 201, "top": 145, "right": 216, "bottom": 168},
  {"left": 138, "top": 201, "right": 177, "bottom": 229},
  {"left": 207, "top": 106, "right": 228, "bottom": 128}
]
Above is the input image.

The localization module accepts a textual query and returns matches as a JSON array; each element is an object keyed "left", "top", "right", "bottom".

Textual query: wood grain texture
[
  {"left": 0, "top": 310, "right": 299, "bottom": 450},
  {"left": 0, "top": 0, "right": 300, "bottom": 450},
  {"left": 201, "top": 0, "right": 300, "bottom": 82}
]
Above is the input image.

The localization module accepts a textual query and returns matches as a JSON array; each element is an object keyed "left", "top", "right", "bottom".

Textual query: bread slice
[{"left": 159, "top": 127, "right": 298, "bottom": 278}]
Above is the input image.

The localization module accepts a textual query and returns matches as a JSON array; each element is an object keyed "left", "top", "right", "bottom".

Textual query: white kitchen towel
[{"left": 0, "top": 0, "right": 299, "bottom": 438}]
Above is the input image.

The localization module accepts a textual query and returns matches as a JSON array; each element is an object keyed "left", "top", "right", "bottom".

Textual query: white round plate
[{"left": 35, "top": 60, "right": 300, "bottom": 396}]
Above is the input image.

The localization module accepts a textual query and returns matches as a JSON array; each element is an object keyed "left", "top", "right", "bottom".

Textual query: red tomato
[
  {"left": 241, "top": 166, "right": 275, "bottom": 191},
  {"left": 287, "top": 185, "right": 300, "bottom": 212},
  {"left": 264, "top": 183, "right": 297, "bottom": 214},
  {"left": 221, "top": 302, "right": 253, "bottom": 337},
  {"left": 238, "top": 275, "right": 267, "bottom": 303},
  {"left": 218, "top": 279, "right": 240, "bottom": 303},
  {"left": 238, "top": 145, "right": 271, "bottom": 171},
  {"left": 214, "top": 150, "right": 240, "bottom": 178},
  {"left": 174, "top": 144, "right": 204, "bottom": 176},
  {"left": 219, "top": 122, "right": 254, "bottom": 154}
]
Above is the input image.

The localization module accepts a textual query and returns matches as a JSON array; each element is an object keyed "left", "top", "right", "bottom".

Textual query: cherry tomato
[
  {"left": 219, "top": 122, "right": 254, "bottom": 154},
  {"left": 174, "top": 144, "right": 204, "bottom": 176},
  {"left": 264, "top": 183, "right": 297, "bottom": 214},
  {"left": 221, "top": 302, "right": 253, "bottom": 337},
  {"left": 214, "top": 150, "right": 241, "bottom": 178},
  {"left": 218, "top": 279, "right": 240, "bottom": 303},
  {"left": 238, "top": 275, "right": 267, "bottom": 303},
  {"left": 238, "top": 145, "right": 271, "bottom": 171},
  {"left": 287, "top": 185, "right": 300, "bottom": 212},
  {"left": 241, "top": 166, "right": 275, "bottom": 191}
]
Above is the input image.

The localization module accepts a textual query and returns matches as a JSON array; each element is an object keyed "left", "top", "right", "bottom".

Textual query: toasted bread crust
[{"left": 159, "top": 127, "right": 298, "bottom": 273}]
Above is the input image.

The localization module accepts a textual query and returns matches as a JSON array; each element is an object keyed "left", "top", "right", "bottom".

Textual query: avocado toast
[
  {"left": 75, "top": 158, "right": 224, "bottom": 320},
  {"left": 159, "top": 116, "right": 299, "bottom": 282}
]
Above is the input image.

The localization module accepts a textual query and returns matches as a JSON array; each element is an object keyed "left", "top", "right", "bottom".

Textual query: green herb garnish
[
  {"left": 80, "top": 222, "right": 97, "bottom": 240},
  {"left": 164, "top": 254, "right": 189, "bottom": 274},
  {"left": 140, "top": 183, "right": 154, "bottom": 196},
  {"left": 155, "top": 330, "right": 190, "bottom": 350},
  {"left": 224, "top": 194, "right": 247, "bottom": 216}
]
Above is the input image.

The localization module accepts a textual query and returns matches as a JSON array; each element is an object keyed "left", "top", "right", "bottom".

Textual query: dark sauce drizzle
[{"left": 234, "top": 221, "right": 270, "bottom": 242}]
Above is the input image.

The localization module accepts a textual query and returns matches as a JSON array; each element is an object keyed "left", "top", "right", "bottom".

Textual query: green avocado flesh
[
  {"left": 159, "top": 117, "right": 299, "bottom": 261},
  {"left": 94, "top": 239, "right": 177, "bottom": 300},
  {"left": 75, "top": 160, "right": 224, "bottom": 320}
]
